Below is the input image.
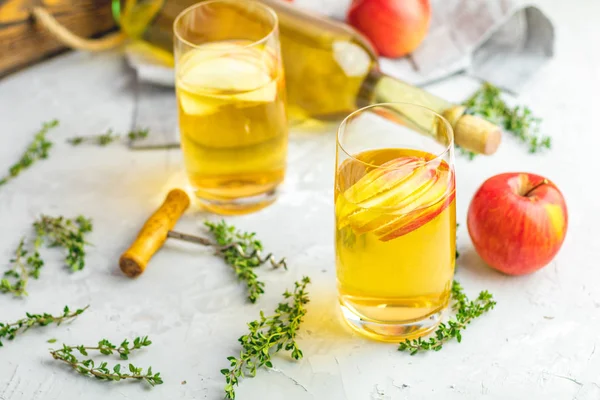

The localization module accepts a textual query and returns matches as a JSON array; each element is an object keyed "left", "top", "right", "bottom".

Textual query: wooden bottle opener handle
[{"left": 120, "top": 189, "right": 191, "bottom": 278}]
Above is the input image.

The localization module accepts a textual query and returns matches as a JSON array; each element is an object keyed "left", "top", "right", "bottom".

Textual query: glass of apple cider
[
  {"left": 335, "top": 103, "right": 456, "bottom": 342},
  {"left": 173, "top": 0, "right": 287, "bottom": 215}
]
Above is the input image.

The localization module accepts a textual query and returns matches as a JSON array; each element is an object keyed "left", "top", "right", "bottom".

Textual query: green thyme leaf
[
  {"left": 398, "top": 282, "right": 496, "bottom": 354},
  {"left": 0, "top": 120, "right": 58, "bottom": 187},
  {"left": 50, "top": 336, "right": 162, "bottom": 386},
  {"left": 457, "top": 82, "right": 551, "bottom": 158},
  {"left": 67, "top": 128, "right": 149, "bottom": 147},
  {"left": 222, "top": 277, "right": 310, "bottom": 399},
  {"left": 205, "top": 220, "right": 287, "bottom": 303},
  {"left": 33, "top": 215, "right": 93, "bottom": 272},
  {"left": 0, "top": 305, "right": 88, "bottom": 347}
]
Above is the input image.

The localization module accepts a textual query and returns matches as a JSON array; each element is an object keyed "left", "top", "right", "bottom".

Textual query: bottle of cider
[{"left": 113, "top": 0, "right": 500, "bottom": 154}]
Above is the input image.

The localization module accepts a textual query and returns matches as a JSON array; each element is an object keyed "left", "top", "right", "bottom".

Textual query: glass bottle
[{"left": 113, "top": 0, "right": 500, "bottom": 154}]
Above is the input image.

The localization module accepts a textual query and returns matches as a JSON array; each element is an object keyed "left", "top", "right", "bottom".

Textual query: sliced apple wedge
[
  {"left": 343, "top": 157, "right": 426, "bottom": 205},
  {"left": 376, "top": 177, "right": 455, "bottom": 242},
  {"left": 178, "top": 91, "right": 228, "bottom": 116},
  {"left": 336, "top": 157, "right": 425, "bottom": 227},
  {"left": 336, "top": 153, "right": 454, "bottom": 241},
  {"left": 343, "top": 162, "right": 437, "bottom": 233},
  {"left": 176, "top": 42, "right": 278, "bottom": 116}
]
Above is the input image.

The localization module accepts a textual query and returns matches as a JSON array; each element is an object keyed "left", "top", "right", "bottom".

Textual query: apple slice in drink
[
  {"left": 343, "top": 157, "right": 426, "bottom": 204},
  {"left": 375, "top": 171, "right": 454, "bottom": 241},
  {"left": 339, "top": 157, "right": 435, "bottom": 232},
  {"left": 337, "top": 155, "right": 454, "bottom": 240},
  {"left": 336, "top": 156, "right": 425, "bottom": 224},
  {"left": 177, "top": 43, "right": 277, "bottom": 116}
]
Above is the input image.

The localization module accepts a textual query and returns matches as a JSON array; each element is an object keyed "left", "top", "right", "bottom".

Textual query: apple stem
[{"left": 524, "top": 179, "right": 549, "bottom": 197}]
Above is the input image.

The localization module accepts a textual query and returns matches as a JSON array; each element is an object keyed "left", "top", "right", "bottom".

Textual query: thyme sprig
[
  {"left": 127, "top": 128, "right": 150, "bottom": 142},
  {"left": 50, "top": 336, "right": 163, "bottom": 386},
  {"left": 0, "top": 238, "right": 43, "bottom": 296},
  {"left": 1, "top": 215, "right": 91, "bottom": 297},
  {"left": 0, "top": 305, "right": 88, "bottom": 347},
  {"left": 397, "top": 225, "right": 496, "bottom": 354},
  {"left": 458, "top": 82, "right": 551, "bottom": 158},
  {"left": 34, "top": 215, "right": 93, "bottom": 272},
  {"left": 222, "top": 277, "right": 311, "bottom": 399},
  {"left": 0, "top": 120, "right": 58, "bottom": 187},
  {"left": 68, "top": 128, "right": 149, "bottom": 146},
  {"left": 205, "top": 221, "right": 287, "bottom": 303},
  {"left": 398, "top": 281, "right": 496, "bottom": 355}
]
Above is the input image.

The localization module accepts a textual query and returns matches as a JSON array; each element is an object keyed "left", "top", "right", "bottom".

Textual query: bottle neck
[
  {"left": 360, "top": 69, "right": 503, "bottom": 155},
  {"left": 113, "top": 0, "right": 166, "bottom": 38},
  {"left": 358, "top": 69, "right": 448, "bottom": 145},
  {"left": 360, "top": 69, "right": 451, "bottom": 112}
]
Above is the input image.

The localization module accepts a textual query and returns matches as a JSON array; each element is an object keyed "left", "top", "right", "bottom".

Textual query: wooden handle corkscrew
[{"left": 120, "top": 189, "right": 191, "bottom": 278}]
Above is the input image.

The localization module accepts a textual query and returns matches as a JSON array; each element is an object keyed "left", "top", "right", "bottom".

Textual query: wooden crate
[{"left": 0, "top": 0, "right": 117, "bottom": 77}]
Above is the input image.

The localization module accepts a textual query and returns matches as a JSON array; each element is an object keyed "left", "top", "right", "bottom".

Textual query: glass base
[
  {"left": 196, "top": 189, "right": 277, "bottom": 215},
  {"left": 339, "top": 298, "right": 444, "bottom": 342}
]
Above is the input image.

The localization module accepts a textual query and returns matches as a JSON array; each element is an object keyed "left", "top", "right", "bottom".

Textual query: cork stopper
[{"left": 443, "top": 106, "right": 502, "bottom": 155}]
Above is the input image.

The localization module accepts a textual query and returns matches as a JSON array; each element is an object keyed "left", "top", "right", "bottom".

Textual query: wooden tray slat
[{"left": 0, "top": 0, "right": 117, "bottom": 77}]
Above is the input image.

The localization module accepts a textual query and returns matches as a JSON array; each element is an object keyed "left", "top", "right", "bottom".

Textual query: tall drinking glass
[
  {"left": 174, "top": 0, "right": 287, "bottom": 215},
  {"left": 334, "top": 103, "right": 456, "bottom": 342}
]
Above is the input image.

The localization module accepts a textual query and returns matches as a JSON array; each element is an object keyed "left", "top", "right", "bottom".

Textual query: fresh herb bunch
[
  {"left": 50, "top": 336, "right": 163, "bottom": 386},
  {"left": 34, "top": 215, "right": 93, "bottom": 272},
  {"left": 205, "top": 221, "right": 287, "bottom": 303},
  {"left": 399, "top": 223, "right": 496, "bottom": 354},
  {"left": 68, "top": 128, "right": 148, "bottom": 146},
  {"left": 222, "top": 277, "right": 311, "bottom": 399},
  {"left": 0, "top": 305, "right": 88, "bottom": 347},
  {"left": 398, "top": 281, "right": 496, "bottom": 355},
  {"left": 68, "top": 129, "right": 119, "bottom": 146},
  {"left": 127, "top": 128, "right": 149, "bottom": 142},
  {"left": 0, "top": 238, "right": 43, "bottom": 297},
  {"left": 0, "top": 120, "right": 58, "bottom": 187},
  {"left": 458, "top": 82, "right": 551, "bottom": 158},
  {"left": 1, "top": 215, "right": 91, "bottom": 297}
]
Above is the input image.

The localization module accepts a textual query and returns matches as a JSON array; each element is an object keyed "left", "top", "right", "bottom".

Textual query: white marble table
[{"left": 1, "top": 1, "right": 599, "bottom": 399}]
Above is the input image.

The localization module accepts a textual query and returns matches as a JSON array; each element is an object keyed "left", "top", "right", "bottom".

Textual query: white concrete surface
[{"left": 0, "top": 1, "right": 599, "bottom": 399}]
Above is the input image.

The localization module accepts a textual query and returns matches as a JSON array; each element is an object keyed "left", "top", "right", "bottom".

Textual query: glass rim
[
  {"left": 336, "top": 102, "right": 455, "bottom": 170},
  {"left": 173, "top": 0, "right": 279, "bottom": 51}
]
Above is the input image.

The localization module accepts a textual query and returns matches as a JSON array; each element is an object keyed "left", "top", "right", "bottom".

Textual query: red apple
[
  {"left": 347, "top": 0, "right": 431, "bottom": 58},
  {"left": 467, "top": 173, "right": 568, "bottom": 275}
]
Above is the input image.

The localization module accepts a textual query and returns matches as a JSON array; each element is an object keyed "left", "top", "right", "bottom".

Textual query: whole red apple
[
  {"left": 467, "top": 173, "right": 568, "bottom": 275},
  {"left": 347, "top": 0, "right": 431, "bottom": 58}
]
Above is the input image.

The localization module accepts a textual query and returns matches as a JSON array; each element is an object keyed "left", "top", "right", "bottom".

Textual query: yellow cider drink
[
  {"left": 174, "top": 1, "right": 287, "bottom": 215},
  {"left": 335, "top": 148, "right": 456, "bottom": 341},
  {"left": 334, "top": 101, "right": 457, "bottom": 342},
  {"left": 335, "top": 103, "right": 456, "bottom": 341},
  {"left": 176, "top": 42, "right": 287, "bottom": 213}
]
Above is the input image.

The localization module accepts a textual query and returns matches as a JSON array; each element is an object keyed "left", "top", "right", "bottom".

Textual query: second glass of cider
[
  {"left": 335, "top": 103, "right": 456, "bottom": 342},
  {"left": 174, "top": 0, "right": 287, "bottom": 215}
]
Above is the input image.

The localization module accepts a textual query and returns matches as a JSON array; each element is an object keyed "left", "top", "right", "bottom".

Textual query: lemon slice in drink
[{"left": 177, "top": 42, "right": 277, "bottom": 116}]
